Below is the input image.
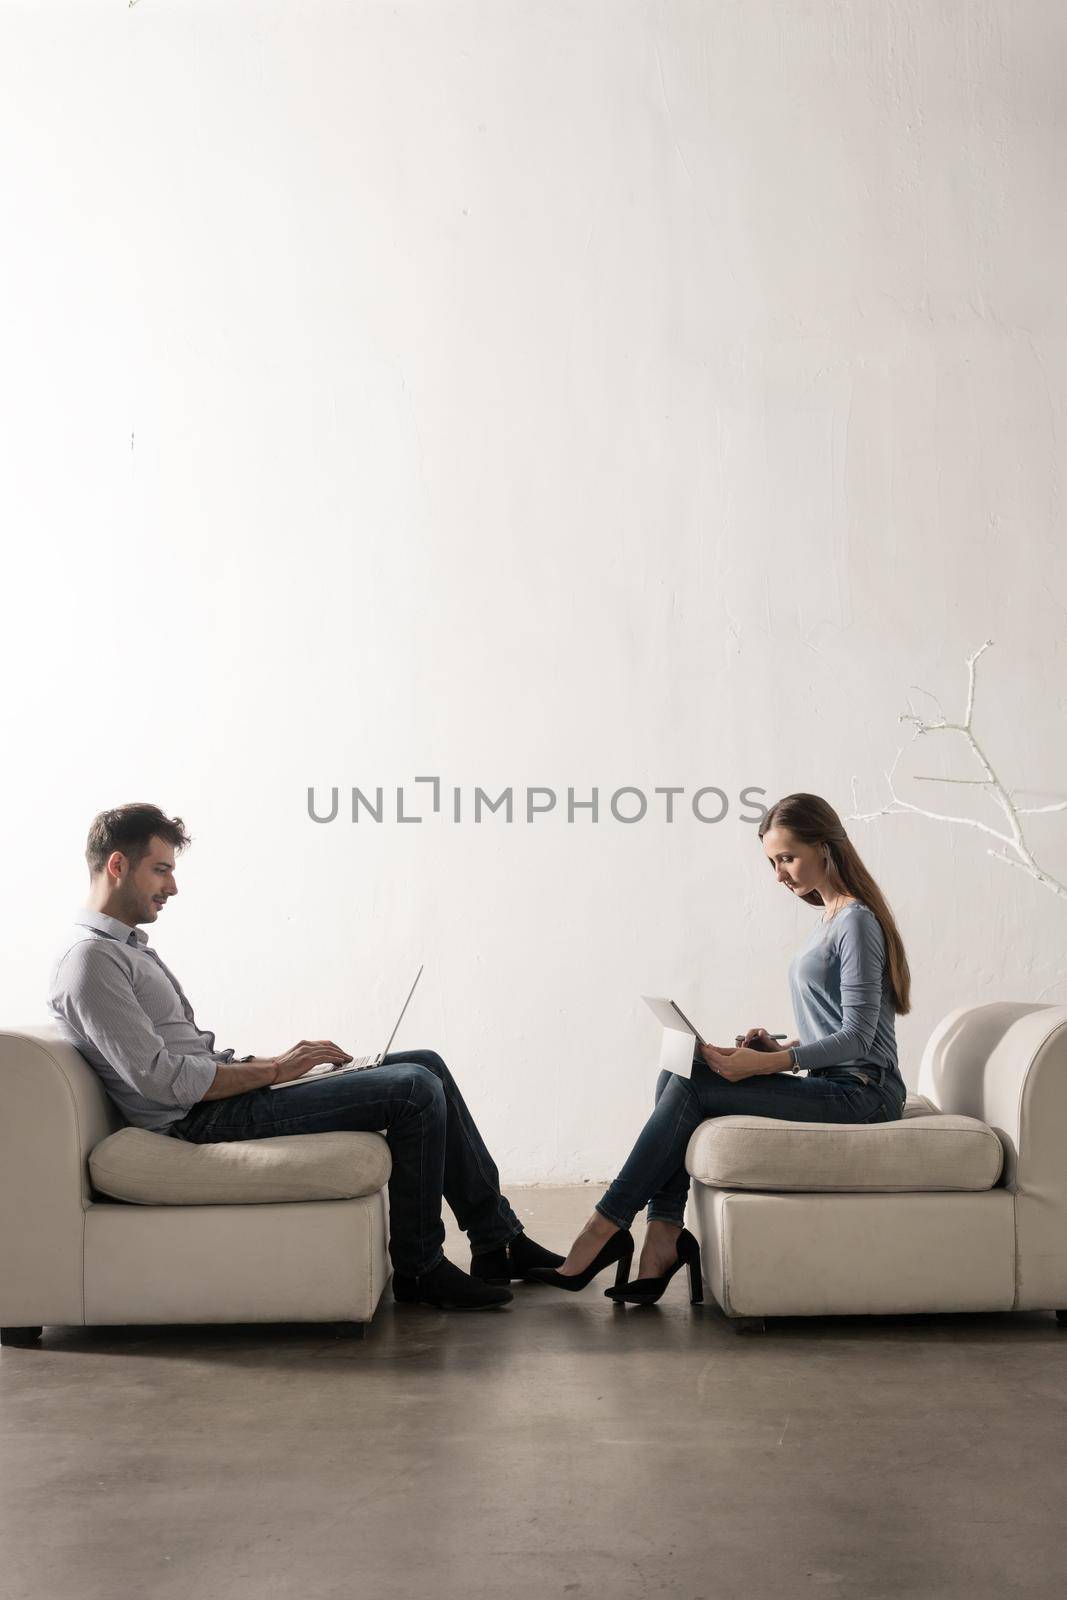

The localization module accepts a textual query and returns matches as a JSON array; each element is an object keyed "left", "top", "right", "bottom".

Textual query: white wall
[{"left": 2, "top": 0, "right": 1065, "bottom": 1180}]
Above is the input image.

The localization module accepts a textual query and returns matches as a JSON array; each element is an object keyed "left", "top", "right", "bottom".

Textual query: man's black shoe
[
  {"left": 470, "top": 1232, "right": 566, "bottom": 1285},
  {"left": 392, "top": 1256, "right": 513, "bottom": 1311}
]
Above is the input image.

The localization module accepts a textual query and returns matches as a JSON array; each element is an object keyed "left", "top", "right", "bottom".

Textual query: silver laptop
[{"left": 270, "top": 966, "right": 424, "bottom": 1091}]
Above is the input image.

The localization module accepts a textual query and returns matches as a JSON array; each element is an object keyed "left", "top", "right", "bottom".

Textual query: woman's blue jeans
[
  {"left": 597, "top": 1059, "right": 908, "bottom": 1230},
  {"left": 167, "top": 1049, "right": 522, "bottom": 1277}
]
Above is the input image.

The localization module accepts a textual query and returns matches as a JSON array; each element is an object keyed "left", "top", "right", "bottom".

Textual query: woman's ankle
[{"left": 590, "top": 1208, "right": 623, "bottom": 1236}]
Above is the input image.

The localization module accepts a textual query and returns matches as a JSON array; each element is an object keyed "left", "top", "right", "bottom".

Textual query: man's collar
[{"left": 74, "top": 909, "right": 149, "bottom": 947}]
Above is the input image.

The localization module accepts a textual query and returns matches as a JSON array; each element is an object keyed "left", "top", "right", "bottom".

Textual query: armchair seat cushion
[
  {"left": 685, "top": 1095, "right": 1004, "bottom": 1193},
  {"left": 89, "top": 1127, "right": 392, "bottom": 1205}
]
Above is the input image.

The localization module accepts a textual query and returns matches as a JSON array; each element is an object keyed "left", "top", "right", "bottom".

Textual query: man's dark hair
[{"left": 85, "top": 804, "right": 191, "bottom": 876}]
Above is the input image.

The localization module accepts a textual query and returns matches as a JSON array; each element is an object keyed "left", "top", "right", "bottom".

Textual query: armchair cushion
[
  {"left": 685, "top": 1096, "right": 1004, "bottom": 1193},
  {"left": 89, "top": 1127, "right": 392, "bottom": 1206}
]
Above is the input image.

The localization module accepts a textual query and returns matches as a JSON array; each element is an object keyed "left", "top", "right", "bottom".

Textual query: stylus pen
[{"left": 734, "top": 1032, "right": 789, "bottom": 1042}]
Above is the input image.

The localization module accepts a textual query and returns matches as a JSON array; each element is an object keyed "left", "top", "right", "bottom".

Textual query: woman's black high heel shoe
[
  {"left": 604, "top": 1227, "right": 703, "bottom": 1305},
  {"left": 527, "top": 1228, "right": 634, "bottom": 1292}
]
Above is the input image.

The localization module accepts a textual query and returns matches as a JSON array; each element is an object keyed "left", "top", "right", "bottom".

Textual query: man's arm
[
  {"left": 52, "top": 945, "right": 353, "bottom": 1107},
  {"left": 201, "top": 1058, "right": 279, "bottom": 1099},
  {"left": 200, "top": 1041, "right": 355, "bottom": 1100},
  {"left": 51, "top": 942, "right": 223, "bottom": 1111}
]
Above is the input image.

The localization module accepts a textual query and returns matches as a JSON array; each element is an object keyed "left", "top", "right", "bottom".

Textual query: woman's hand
[
  {"left": 699, "top": 1041, "right": 776, "bottom": 1082},
  {"left": 734, "top": 1027, "right": 783, "bottom": 1052}
]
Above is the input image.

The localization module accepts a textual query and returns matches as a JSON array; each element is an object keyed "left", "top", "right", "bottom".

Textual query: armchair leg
[
  {"left": 1, "top": 1327, "right": 42, "bottom": 1347},
  {"left": 1056, "top": 1311, "right": 1067, "bottom": 1328},
  {"left": 331, "top": 1321, "right": 366, "bottom": 1340},
  {"left": 732, "top": 1316, "right": 767, "bottom": 1336}
]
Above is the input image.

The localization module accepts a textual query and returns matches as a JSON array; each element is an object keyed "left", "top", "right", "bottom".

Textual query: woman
[{"left": 530, "top": 792, "right": 911, "bottom": 1303}]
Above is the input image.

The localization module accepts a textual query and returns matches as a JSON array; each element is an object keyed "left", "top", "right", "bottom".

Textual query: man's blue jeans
[
  {"left": 167, "top": 1049, "right": 522, "bottom": 1277},
  {"left": 597, "top": 1060, "right": 908, "bottom": 1230}
]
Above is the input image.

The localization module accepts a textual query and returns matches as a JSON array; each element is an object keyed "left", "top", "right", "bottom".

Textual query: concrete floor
[{"left": 2, "top": 1186, "right": 1066, "bottom": 1600}]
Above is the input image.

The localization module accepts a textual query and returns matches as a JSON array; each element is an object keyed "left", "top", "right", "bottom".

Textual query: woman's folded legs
[{"left": 554, "top": 1062, "right": 888, "bottom": 1281}]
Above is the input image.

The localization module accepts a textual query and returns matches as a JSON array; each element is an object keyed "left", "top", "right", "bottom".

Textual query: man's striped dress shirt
[{"left": 47, "top": 910, "right": 235, "bottom": 1131}]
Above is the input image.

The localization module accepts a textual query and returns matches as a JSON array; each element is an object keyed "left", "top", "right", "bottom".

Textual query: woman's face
[{"left": 762, "top": 825, "right": 827, "bottom": 898}]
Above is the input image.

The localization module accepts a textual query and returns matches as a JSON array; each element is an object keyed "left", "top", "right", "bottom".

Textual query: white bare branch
[
  {"left": 846, "top": 641, "right": 1067, "bottom": 904},
  {"left": 913, "top": 775, "right": 993, "bottom": 786}
]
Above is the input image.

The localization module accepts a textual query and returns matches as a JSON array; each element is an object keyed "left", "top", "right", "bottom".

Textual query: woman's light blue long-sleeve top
[{"left": 788, "top": 902, "right": 900, "bottom": 1076}]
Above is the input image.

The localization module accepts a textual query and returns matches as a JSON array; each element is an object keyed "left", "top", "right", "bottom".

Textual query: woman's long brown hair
[{"left": 758, "top": 792, "right": 911, "bottom": 1015}]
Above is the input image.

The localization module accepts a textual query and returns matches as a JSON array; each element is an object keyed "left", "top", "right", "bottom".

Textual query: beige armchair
[
  {"left": 0, "top": 1026, "right": 392, "bottom": 1346},
  {"left": 686, "top": 1002, "right": 1067, "bottom": 1332}
]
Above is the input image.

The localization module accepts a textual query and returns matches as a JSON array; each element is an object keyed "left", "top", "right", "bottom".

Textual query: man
[{"left": 47, "top": 803, "right": 563, "bottom": 1312}]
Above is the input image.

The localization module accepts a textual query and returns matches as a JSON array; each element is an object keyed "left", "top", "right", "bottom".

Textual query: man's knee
[
  {"left": 397, "top": 1062, "right": 447, "bottom": 1115},
  {"left": 398, "top": 1048, "right": 448, "bottom": 1079}
]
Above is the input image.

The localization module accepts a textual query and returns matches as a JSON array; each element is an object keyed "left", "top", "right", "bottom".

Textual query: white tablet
[
  {"left": 642, "top": 995, "right": 706, "bottom": 1077},
  {"left": 642, "top": 996, "right": 707, "bottom": 1046}
]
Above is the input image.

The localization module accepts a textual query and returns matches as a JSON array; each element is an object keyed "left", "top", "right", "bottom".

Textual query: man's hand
[
  {"left": 700, "top": 1041, "right": 786, "bottom": 1082},
  {"left": 271, "top": 1040, "right": 353, "bottom": 1087}
]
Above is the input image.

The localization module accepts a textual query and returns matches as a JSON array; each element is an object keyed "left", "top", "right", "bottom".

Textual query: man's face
[{"left": 110, "top": 836, "right": 178, "bottom": 925}]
